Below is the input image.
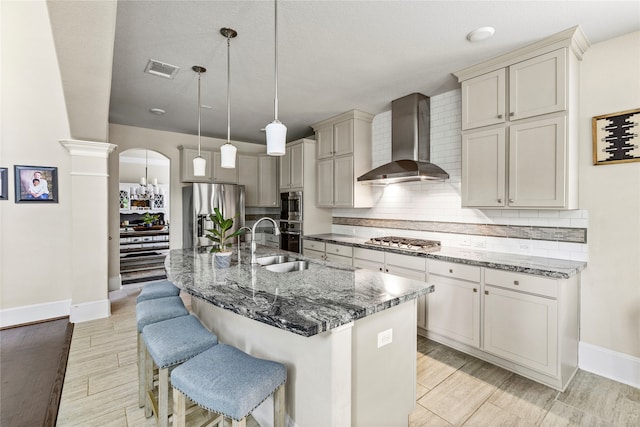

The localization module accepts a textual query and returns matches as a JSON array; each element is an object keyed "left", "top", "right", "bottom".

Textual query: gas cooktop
[{"left": 364, "top": 236, "right": 441, "bottom": 253}]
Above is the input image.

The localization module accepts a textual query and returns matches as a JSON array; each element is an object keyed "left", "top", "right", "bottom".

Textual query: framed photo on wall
[
  {"left": 14, "top": 165, "right": 58, "bottom": 203},
  {"left": 0, "top": 168, "right": 8, "bottom": 200},
  {"left": 592, "top": 108, "right": 640, "bottom": 165}
]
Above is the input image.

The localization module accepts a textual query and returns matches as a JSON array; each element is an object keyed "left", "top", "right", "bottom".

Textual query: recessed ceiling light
[
  {"left": 149, "top": 108, "right": 166, "bottom": 115},
  {"left": 466, "top": 27, "right": 495, "bottom": 42}
]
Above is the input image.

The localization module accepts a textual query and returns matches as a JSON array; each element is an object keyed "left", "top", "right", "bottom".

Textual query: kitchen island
[{"left": 165, "top": 245, "right": 434, "bottom": 427}]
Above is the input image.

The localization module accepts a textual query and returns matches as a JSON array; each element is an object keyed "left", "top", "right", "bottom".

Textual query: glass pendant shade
[
  {"left": 266, "top": 120, "right": 287, "bottom": 156},
  {"left": 193, "top": 155, "right": 206, "bottom": 177},
  {"left": 220, "top": 143, "right": 237, "bottom": 168}
]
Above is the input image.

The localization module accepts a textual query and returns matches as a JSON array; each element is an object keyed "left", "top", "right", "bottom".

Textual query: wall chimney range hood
[{"left": 357, "top": 93, "right": 449, "bottom": 184}]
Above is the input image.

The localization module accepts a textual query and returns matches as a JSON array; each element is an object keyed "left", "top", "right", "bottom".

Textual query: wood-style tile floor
[{"left": 57, "top": 286, "right": 639, "bottom": 426}]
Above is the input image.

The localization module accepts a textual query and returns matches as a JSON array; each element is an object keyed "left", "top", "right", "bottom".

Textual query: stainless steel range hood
[{"left": 357, "top": 93, "right": 449, "bottom": 184}]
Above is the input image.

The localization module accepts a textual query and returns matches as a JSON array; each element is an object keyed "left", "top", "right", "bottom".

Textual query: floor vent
[{"left": 144, "top": 59, "right": 180, "bottom": 79}]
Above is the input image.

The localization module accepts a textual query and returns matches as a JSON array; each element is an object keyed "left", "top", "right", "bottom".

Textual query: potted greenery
[
  {"left": 205, "top": 208, "right": 244, "bottom": 268},
  {"left": 142, "top": 212, "right": 160, "bottom": 227}
]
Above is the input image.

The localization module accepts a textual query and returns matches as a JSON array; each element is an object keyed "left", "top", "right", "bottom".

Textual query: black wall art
[{"left": 592, "top": 108, "right": 640, "bottom": 165}]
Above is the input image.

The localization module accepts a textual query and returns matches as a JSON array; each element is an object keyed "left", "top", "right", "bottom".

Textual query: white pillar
[{"left": 60, "top": 139, "right": 117, "bottom": 322}]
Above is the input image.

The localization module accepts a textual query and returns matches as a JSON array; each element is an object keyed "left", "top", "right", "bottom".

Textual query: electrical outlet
[{"left": 377, "top": 328, "right": 393, "bottom": 348}]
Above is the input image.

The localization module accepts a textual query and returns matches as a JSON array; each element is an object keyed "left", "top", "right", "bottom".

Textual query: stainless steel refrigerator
[{"left": 183, "top": 183, "right": 245, "bottom": 248}]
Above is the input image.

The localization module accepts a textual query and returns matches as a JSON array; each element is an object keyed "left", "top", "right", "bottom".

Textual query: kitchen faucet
[
  {"left": 251, "top": 217, "right": 281, "bottom": 264},
  {"left": 237, "top": 226, "right": 252, "bottom": 248}
]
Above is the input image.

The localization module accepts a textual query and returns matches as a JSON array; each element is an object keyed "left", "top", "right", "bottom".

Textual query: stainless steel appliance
[
  {"left": 365, "top": 236, "right": 441, "bottom": 253},
  {"left": 280, "top": 191, "right": 303, "bottom": 252},
  {"left": 183, "top": 183, "right": 245, "bottom": 248}
]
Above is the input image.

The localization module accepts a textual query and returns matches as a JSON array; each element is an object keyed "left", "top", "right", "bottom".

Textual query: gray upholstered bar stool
[
  {"left": 142, "top": 314, "right": 218, "bottom": 427},
  {"left": 136, "top": 280, "right": 181, "bottom": 303},
  {"left": 171, "top": 344, "right": 287, "bottom": 427},
  {"left": 136, "top": 296, "right": 189, "bottom": 408}
]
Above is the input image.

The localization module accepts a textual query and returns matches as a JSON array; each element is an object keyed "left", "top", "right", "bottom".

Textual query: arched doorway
[{"left": 118, "top": 149, "right": 170, "bottom": 285}]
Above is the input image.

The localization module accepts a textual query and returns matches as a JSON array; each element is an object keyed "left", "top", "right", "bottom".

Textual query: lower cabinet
[
  {"left": 424, "top": 261, "right": 579, "bottom": 391},
  {"left": 325, "top": 243, "right": 353, "bottom": 266},
  {"left": 302, "top": 239, "right": 326, "bottom": 260}
]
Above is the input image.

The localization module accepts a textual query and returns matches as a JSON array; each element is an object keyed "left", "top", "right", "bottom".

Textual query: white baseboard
[
  {"left": 0, "top": 299, "right": 71, "bottom": 328},
  {"left": 70, "top": 299, "right": 111, "bottom": 323},
  {"left": 579, "top": 341, "right": 640, "bottom": 389}
]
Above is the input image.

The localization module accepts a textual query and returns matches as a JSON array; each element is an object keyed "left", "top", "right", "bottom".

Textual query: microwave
[{"left": 280, "top": 191, "right": 302, "bottom": 222}]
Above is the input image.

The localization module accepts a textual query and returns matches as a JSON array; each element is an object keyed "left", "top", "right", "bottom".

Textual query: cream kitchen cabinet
[
  {"left": 179, "top": 146, "right": 214, "bottom": 183},
  {"left": 213, "top": 152, "right": 238, "bottom": 184},
  {"left": 325, "top": 243, "right": 353, "bottom": 266},
  {"left": 353, "top": 248, "right": 427, "bottom": 328},
  {"left": 456, "top": 27, "right": 587, "bottom": 210},
  {"left": 426, "top": 260, "right": 481, "bottom": 348},
  {"left": 279, "top": 140, "right": 304, "bottom": 190},
  {"left": 312, "top": 110, "right": 373, "bottom": 208},
  {"left": 303, "top": 239, "right": 325, "bottom": 261},
  {"left": 238, "top": 155, "right": 278, "bottom": 208}
]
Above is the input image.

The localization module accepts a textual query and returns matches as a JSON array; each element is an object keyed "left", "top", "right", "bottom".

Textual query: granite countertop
[
  {"left": 304, "top": 233, "right": 586, "bottom": 279},
  {"left": 165, "top": 245, "right": 434, "bottom": 337}
]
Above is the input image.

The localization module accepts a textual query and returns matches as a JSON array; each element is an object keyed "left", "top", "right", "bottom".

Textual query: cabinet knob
[
  {"left": 509, "top": 198, "right": 514, "bottom": 203},
  {"left": 449, "top": 269, "right": 453, "bottom": 273},
  {"left": 385, "top": 269, "right": 389, "bottom": 273},
  {"left": 510, "top": 112, "right": 515, "bottom": 117},
  {"left": 497, "top": 114, "right": 503, "bottom": 119},
  {"left": 497, "top": 198, "right": 502, "bottom": 203},
  {"left": 473, "top": 288, "right": 478, "bottom": 293},
  {"left": 514, "top": 280, "right": 519, "bottom": 286},
  {"left": 484, "top": 290, "right": 489, "bottom": 295},
  {"left": 379, "top": 267, "right": 383, "bottom": 271}
]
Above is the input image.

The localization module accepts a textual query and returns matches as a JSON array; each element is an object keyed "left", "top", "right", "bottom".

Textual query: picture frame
[
  {"left": 592, "top": 108, "right": 640, "bottom": 165},
  {"left": 0, "top": 168, "right": 7, "bottom": 200},
  {"left": 14, "top": 165, "right": 58, "bottom": 203}
]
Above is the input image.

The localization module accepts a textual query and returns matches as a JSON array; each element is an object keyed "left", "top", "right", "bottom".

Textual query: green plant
[
  {"left": 205, "top": 208, "right": 244, "bottom": 252},
  {"left": 142, "top": 212, "right": 160, "bottom": 226}
]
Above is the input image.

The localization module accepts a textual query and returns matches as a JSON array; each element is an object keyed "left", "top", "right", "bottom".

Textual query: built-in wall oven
[{"left": 280, "top": 191, "right": 303, "bottom": 253}]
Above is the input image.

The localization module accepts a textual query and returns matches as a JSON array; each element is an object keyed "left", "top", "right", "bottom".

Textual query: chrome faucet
[
  {"left": 251, "top": 217, "right": 281, "bottom": 264},
  {"left": 237, "top": 226, "right": 252, "bottom": 248}
]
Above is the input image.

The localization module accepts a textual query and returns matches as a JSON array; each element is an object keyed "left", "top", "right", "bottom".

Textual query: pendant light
[
  {"left": 265, "top": 0, "right": 286, "bottom": 156},
  {"left": 220, "top": 27, "right": 238, "bottom": 169},
  {"left": 192, "top": 65, "right": 207, "bottom": 177}
]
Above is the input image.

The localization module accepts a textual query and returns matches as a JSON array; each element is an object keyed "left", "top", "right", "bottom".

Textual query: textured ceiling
[{"left": 108, "top": 0, "right": 640, "bottom": 145}]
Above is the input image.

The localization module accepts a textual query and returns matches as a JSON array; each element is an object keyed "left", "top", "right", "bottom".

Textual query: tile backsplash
[{"left": 333, "top": 89, "right": 588, "bottom": 262}]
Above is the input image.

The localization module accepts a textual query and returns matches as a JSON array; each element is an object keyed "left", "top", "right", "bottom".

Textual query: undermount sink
[
  {"left": 256, "top": 255, "right": 294, "bottom": 266},
  {"left": 265, "top": 260, "right": 310, "bottom": 273}
]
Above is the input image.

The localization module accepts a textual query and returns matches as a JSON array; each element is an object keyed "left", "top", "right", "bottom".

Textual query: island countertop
[{"left": 165, "top": 245, "right": 434, "bottom": 337}]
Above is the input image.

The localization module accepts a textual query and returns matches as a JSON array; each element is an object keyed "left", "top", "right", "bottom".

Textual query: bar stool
[
  {"left": 136, "top": 296, "right": 189, "bottom": 408},
  {"left": 142, "top": 314, "right": 218, "bottom": 427},
  {"left": 171, "top": 344, "right": 287, "bottom": 427},
  {"left": 136, "top": 280, "right": 181, "bottom": 303}
]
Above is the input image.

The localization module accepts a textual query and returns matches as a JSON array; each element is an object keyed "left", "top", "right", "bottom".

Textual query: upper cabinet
[
  {"left": 238, "top": 154, "right": 278, "bottom": 208},
  {"left": 311, "top": 110, "right": 373, "bottom": 208},
  {"left": 179, "top": 146, "right": 213, "bottom": 182},
  {"left": 280, "top": 139, "right": 306, "bottom": 191},
  {"left": 213, "top": 152, "right": 238, "bottom": 184},
  {"left": 455, "top": 26, "right": 589, "bottom": 210}
]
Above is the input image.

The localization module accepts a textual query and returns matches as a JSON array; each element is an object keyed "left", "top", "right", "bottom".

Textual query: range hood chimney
[{"left": 357, "top": 93, "right": 449, "bottom": 184}]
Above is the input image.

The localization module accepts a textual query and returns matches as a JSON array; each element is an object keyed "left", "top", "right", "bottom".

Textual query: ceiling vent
[{"left": 144, "top": 59, "right": 180, "bottom": 79}]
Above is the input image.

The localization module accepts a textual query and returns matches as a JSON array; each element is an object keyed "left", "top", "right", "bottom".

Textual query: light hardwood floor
[{"left": 57, "top": 286, "right": 639, "bottom": 426}]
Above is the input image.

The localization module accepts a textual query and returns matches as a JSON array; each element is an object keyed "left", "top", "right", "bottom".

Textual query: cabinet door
[
  {"left": 461, "top": 69, "right": 506, "bottom": 130},
  {"left": 303, "top": 248, "right": 325, "bottom": 260},
  {"left": 333, "top": 155, "right": 353, "bottom": 207},
  {"left": 353, "top": 247, "right": 385, "bottom": 272},
  {"left": 484, "top": 285, "right": 558, "bottom": 376},
  {"left": 316, "top": 126, "right": 334, "bottom": 159},
  {"left": 316, "top": 158, "right": 334, "bottom": 207},
  {"left": 213, "top": 152, "right": 238, "bottom": 183},
  {"left": 258, "top": 155, "right": 278, "bottom": 207},
  {"left": 426, "top": 276, "right": 480, "bottom": 347},
  {"left": 238, "top": 155, "right": 258, "bottom": 207},
  {"left": 326, "top": 253, "right": 352, "bottom": 266},
  {"left": 180, "top": 148, "right": 213, "bottom": 182},
  {"left": 509, "top": 49, "right": 566, "bottom": 121},
  {"left": 289, "top": 143, "right": 304, "bottom": 189},
  {"left": 333, "top": 119, "right": 354, "bottom": 156},
  {"left": 279, "top": 148, "right": 291, "bottom": 189},
  {"left": 462, "top": 128, "right": 506, "bottom": 207},
  {"left": 508, "top": 116, "right": 566, "bottom": 207}
]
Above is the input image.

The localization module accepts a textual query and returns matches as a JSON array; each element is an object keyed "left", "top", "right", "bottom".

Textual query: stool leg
[
  {"left": 173, "top": 388, "right": 187, "bottom": 427},
  {"left": 274, "top": 383, "right": 286, "bottom": 427},
  {"left": 158, "top": 367, "right": 170, "bottom": 427},
  {"left": 137, "top": 332, "right": 145, "bottom": 407},
  {"left": 144, "top": 347, "right": 154, "bottom": 418}
]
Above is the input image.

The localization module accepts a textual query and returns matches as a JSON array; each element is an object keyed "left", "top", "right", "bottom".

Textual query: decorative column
[{"left": 60, "top": 139, "right": 117, "bottom": 322}]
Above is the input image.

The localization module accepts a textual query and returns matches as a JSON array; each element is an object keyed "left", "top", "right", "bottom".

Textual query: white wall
[
  {"left": 1, "top": 1, "right": 73, "bottom": 320},
  {"left": 579, "top": 31, "right": 640, "bottom": 359}
]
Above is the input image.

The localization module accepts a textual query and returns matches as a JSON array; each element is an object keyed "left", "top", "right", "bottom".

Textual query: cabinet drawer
[
  {"left": 386, "top": 252, "right": 426, "bottom": 271},
  {"left": 303, "top": 248, "right": 325, "bottom": 260},
  {"left": 353, "top": 247, "right": 385, "bottom": 263},
  {"left": 303, "top": 240, "right": 325, "bottom": 252},
  {"left": 485, "top": 269, "right": 557, "bottom": 298},
  {"left": 326, "top": 243, "right": 353, "bottom": 257},
  {"left": 326, "top": 253, "right": 352, "bottom": 266},
  {"left": 428, "top": 259, "right": 480, "bottom": 282}
]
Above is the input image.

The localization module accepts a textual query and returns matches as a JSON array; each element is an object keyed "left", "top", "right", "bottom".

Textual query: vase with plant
[
  {"left": 205, "top": 207, "right": 244, "bottom": 268},
  {"left": 142, "top": 212, "right": 160, "bottom": 227}
]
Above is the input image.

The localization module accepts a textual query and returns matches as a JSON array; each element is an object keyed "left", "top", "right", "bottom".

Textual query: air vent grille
[{"left": 144, "top": 59, "right": 180, "bottom": 79}]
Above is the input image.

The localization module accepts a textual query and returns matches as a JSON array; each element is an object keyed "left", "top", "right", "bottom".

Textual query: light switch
[{"left": 377, "top": 328, "right": 393, "bottom": 348}]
